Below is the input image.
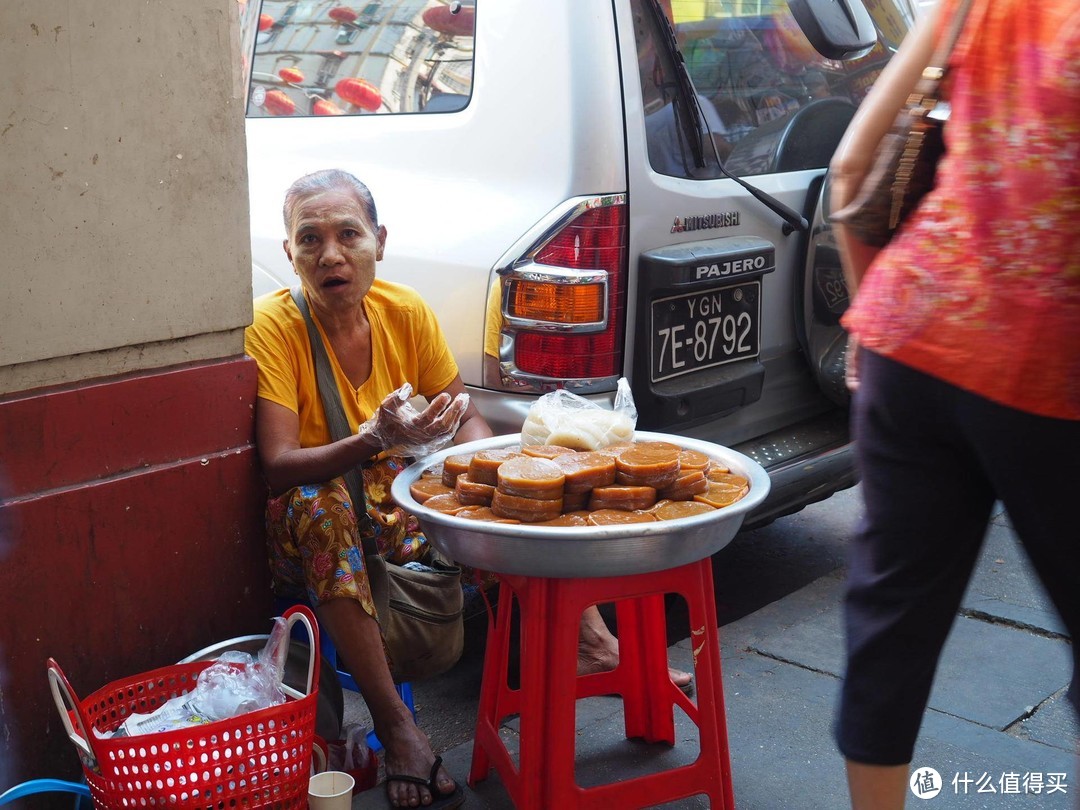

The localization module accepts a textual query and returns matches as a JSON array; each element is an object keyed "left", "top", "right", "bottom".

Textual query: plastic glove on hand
[{"left": 357, "top": 383, "right": 470, "bottom": 459}]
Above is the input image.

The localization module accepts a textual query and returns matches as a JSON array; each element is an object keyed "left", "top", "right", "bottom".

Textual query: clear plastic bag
[
  {"left": 521, "top": 377, "right": 638, "bottom": 450},
  {"left": 321, "top": 723, "right": 378, "bottom": 793},
  {"left": 326, "top": 723, "right": 371, "bottom": 772},
  {"left": 102, "top": 618, "right": 290, "bottom": 738},
  {"left": 191, "top": 616, "right": 289, "bottom": 722}
]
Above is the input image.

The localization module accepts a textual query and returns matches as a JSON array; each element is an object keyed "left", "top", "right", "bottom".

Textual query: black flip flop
[{"left": 384, "top": 755, "right": 465, "bottom": 809}]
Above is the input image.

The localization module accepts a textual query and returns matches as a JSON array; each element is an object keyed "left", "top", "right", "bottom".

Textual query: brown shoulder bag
[{"left": 830, "top": 0, "right": 975, "bottom": 247}]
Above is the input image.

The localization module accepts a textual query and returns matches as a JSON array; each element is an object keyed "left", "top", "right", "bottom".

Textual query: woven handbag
[
  {"left": 830, "top": 0, "right": 974, "bottom": 247},
  {"left": 290, "top": 287, "right": 465, "bottom": 684}
]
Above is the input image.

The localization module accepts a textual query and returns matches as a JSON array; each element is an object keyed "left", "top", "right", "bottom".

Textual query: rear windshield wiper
[{"left": 644, "top": 0, "right": 809, "bottom": 234}]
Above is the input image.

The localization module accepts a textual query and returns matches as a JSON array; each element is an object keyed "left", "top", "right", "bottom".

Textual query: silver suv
[{"left": 241, "top": 0, "right": 918, "bottom": 526}]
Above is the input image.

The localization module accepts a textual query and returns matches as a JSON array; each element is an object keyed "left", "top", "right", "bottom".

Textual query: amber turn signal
[{"left": 507, "top": 280, "right": 604, "bottom": 324}]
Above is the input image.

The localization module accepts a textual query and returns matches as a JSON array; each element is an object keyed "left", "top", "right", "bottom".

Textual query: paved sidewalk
[{"left": 353, "top": 508, "right": 1077, "bottom": 809}]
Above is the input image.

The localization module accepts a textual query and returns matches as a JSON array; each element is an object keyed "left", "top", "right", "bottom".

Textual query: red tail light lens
[
  {"left": 514, "top": 201, "right": 627, "bottom": 379},
  {"left": 515, "top": 330, "right": 621, "bottom": 379},
  {"left": 534, "top": 207, "right": 626, "bottom": 271}
]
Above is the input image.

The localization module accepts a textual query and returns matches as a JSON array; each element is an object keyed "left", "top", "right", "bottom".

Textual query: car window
[
  {"left": 242, "top": 1, "right": 475, "bottom": 118},
  {"left": 635, "top": 0, "right": 912, "bottom": 178}
]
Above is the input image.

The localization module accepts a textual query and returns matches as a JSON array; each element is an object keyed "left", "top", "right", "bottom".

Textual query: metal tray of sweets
[{"left": 390, "top": 431, "right": 770, "bottom": 578}]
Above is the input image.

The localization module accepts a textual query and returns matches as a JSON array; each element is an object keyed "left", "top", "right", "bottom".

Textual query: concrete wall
[
  {"left": 0, "top": 0, "right": 253, "bottom": 393},
  {"left": 0, "top": 0, "right": 274, "bottom": 790}
]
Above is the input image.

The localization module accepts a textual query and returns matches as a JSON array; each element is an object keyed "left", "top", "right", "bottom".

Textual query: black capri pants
[{"left": 835, "top": 349, "right": 1080, "bottom": 765}]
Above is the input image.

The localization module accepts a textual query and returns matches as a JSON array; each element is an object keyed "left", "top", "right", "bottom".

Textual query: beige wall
[{"left": 0, "top": 0, "right": 252, "bottom": 395}]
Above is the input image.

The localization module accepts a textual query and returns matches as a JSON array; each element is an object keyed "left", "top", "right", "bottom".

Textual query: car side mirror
[{"left": 789, "top": 0, "right": 878, "bottom": 60}]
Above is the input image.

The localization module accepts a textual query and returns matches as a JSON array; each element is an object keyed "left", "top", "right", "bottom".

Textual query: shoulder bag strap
[
  {"left": 916, "top": 0, "right": 976, "bottom": 99},
  {"left": 289, "top": 286, "right": 380, "bottom": 556}
]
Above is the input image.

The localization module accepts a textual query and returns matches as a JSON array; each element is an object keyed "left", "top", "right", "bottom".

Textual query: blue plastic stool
[
  {"left": 0, "top": 778, "right": 91, "bottom": 808},
  {"left": 274, "top": 597, "right": 415, "bottom": 752}
]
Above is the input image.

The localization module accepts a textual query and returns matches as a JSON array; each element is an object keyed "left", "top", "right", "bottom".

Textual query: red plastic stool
[{"left": 468, "top": 557, "right": 734, "bottom": 809}]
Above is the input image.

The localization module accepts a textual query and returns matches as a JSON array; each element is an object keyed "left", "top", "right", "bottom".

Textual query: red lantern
[
  {"left": 278, "top": 67, "right": 305, "bottom": 84},
  {"left": 328, "top": 6, "right": 359, "bottom": 24},
  {"left": 313, "top": 98, "right": 346, "bottom": 116},
  {"left": 422, "top": 5, "right": 474, "bottom": 37},
  {"left": 258, "top": 13, "right": 274, "bottom": 31},
  {"left": 334, "top": 77, "right": 382, "bottom": 112},
  {"left": 263, "top": 89, "right": 296, "bottom": 116}
]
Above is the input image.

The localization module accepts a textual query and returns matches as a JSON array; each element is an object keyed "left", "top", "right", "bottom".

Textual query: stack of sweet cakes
[{"left": 410, "top": 439, "right": 750, "bottom": 527}]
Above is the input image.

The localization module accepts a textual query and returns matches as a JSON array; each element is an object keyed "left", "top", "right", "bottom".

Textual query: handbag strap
[
  {"left": 289, "top": 286, "right": 380, "bottom": 555},
  {"left": 918, "top": 0, "right": 976, "bottom": 95}
]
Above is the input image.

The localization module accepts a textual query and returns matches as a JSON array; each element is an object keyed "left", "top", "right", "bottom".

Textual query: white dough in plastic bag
[{"left": 520, "top": 378, "right": 637, "bottom": 450}]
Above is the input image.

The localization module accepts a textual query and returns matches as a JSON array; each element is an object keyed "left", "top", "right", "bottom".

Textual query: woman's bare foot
[
  {"left": 576, "top": 605, "right": 694, "bottom": 690},
  {"left": 576, "top": 607, "right": 619, "bottom": 675},
  {"left": 668, "top": 666, "right": 693, "bottom": 690},
  {"left": 380, "top": 714, "right": 456, "bottom": 808},
  {"left": 577, "top": 654, "right": 693, "bottom": 688}
]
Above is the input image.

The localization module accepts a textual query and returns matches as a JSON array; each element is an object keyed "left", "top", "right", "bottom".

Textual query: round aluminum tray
[{"left": 390, "top": 431, "right": 770, "bottom": 578}]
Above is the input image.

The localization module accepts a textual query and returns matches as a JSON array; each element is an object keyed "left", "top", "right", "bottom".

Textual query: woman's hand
[{"left": 357, "top": 383, "right": 470, "bottom": 457}]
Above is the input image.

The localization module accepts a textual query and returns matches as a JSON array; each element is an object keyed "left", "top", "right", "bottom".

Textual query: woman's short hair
[{"left": 282, "top": 169, "right": 378, "bottom": 232}]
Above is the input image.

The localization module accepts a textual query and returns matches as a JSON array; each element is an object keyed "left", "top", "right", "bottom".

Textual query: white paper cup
[{"left": 308, "top": 770, "right": 355, "bottom": 810}]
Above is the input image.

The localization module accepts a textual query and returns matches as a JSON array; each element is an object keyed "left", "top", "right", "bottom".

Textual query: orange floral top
[{"left": 842, "top": 0, "right": 1080, "bottom": 420}]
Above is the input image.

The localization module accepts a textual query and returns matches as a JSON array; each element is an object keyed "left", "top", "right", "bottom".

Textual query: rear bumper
[{"left": 733, "top": 409, "right": 857, "bottom": 530}]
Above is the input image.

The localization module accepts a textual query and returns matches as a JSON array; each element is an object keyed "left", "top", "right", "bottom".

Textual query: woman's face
[{"left": 284, "top": 185, "right": 387, "bottom": 316}]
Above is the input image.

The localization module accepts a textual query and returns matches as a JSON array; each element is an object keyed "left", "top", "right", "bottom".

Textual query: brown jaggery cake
[
  {"left": 469, "top": 448, "right": 525, "bottom": 485},
  {"left": 614, "top": 442, "right": 681, "bottom": 489},
  {"left": 521, "top": 444, "right": 578, "bottom": 460},
  {"left": 552, "top": 451, "right": 617, "bottom": 493},
  {"left": 651, "top": 499, "right": 716, "bottom": 520},
  {"left": 456, "top": 506, "right": 520, "bottom": 524},
  {"left": 423, "top": 492, "right": 471, "bottom": 514},
  {"left": 409, "top": 478, "right": 454, "bottom": 503},
  {"left": 588, "top": 484, "right": 657, "bottom": 512},
  {"left": 491, "top": 490, "right": 563, "bottom": 522},
  {"left": 441, "top": 454, "right": 474, "bottom": 488},
  {"left": 694, "top": 481, "right": 749, "bottom": 509},
  {"left": 454, "top": 473, "right": 496, "bottom": 506},
  {"left": 496, "top": 456, "right": 566, "bottom": 500},
  {"left": 587, "top": 509, "right": 659, "bottom": 526},
  {"left": 656, "top": 469, "right": 709, "bottom": 501}
]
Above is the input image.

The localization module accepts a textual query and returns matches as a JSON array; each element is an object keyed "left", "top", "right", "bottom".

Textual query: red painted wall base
[{"left": 0, "top": 357, "right": 275, "bottom": 788}]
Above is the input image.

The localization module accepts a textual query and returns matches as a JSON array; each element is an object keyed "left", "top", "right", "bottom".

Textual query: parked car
[{"left": 239, "top": 0, "right": 918, "bottom": 527}]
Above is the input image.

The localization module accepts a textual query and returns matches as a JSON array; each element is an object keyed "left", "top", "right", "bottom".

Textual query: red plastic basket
[{"left": 48, "top": 605, "right": 320, "bottom": 809}]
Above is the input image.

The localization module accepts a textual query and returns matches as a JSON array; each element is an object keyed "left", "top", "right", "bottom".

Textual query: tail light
[{"left": 492, "top": 195, "right": 627, "bottom": 385}]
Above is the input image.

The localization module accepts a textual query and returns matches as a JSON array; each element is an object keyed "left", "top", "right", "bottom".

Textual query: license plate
[{"left": 651, "top": 281, "right": 760, "bottom": 382}]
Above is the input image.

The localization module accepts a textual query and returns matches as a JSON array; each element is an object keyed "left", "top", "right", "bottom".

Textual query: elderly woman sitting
[{"left": 244, "top": 169, "right": 689, "bottom": 809}]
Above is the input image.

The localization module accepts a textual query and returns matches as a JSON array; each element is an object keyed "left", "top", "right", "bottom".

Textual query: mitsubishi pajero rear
[{"left": 240, "top": 0, "right": 920, "bottom": 526}]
